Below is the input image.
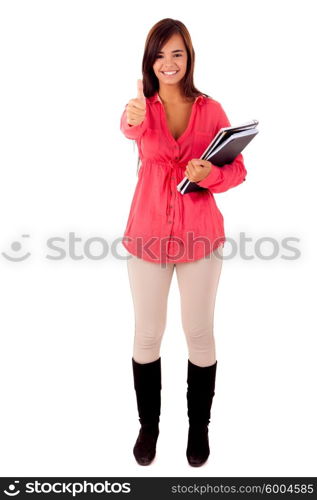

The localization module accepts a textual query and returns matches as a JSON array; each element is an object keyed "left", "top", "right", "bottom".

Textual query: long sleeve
[
  {"left": 120, "top": 102, "right": 147, "bottom": 140},
  {"left": 196, "top": 103, "right": 247, "bottom": 193}
]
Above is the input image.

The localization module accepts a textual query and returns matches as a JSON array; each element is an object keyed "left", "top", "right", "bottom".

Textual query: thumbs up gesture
[{"left": 126, "top": 79, "right": 146, "bottom": 126}]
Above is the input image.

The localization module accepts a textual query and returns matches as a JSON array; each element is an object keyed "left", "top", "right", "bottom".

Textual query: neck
[{"left": 158, "top": 84, "right": 185, "bottom": 104}]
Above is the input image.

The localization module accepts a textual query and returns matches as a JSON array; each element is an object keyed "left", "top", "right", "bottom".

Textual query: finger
[
  {"left": 192, "top": 162, "right": 204, "bottom": 172},
  {"left": 187, "top": 163, "right": 193, "bottom": 173},
  {"left": 186, "top": 164, "right": 194, "bottom": 180},
  {"left": 127, "top": 104, "right": 145, "bottom": 116},
  {"left": 192, "top": 159, "right": 208, "bottom": 168},
  {"left": 189, "top": 162, "right": 200, "bottom": 175},
  {"left": 137, "top": 79, "right": 145, "bottom": 102},
  {"left": 191, "top": 159, "right": 204, "bottom": 168},
  {"left": 129, "top": 98, "right": 146, "bottom": 110}
]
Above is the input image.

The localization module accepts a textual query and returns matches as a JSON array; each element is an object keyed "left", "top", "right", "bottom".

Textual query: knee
[
  {"left": 184, "top": 321, "right": 213, "bottom": 344},
  {"left": 133, "top": 327, "right": 164, "bottom": 364},
  {"left": 185, "top": 324, "right": 216, "bottom": 367},
  {"left": 134, "top": 326, "right": 164, "bottom": 350}
]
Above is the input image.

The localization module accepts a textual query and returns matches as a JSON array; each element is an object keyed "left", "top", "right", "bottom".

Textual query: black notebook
[{"left": 177, "top": 119, "right": 259, "bottom": 195}]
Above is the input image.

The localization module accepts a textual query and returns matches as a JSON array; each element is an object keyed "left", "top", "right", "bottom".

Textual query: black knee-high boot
[
  {"left": 186, "top": 358, "right": 217, "bottom": 467},
  {"left": 132, "top": 356, "right": 161, "bottom": 466}
]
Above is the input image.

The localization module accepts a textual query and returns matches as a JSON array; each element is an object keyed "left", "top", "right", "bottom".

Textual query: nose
[{"left": 161, "top": 54, "right": 177, "bottom": 66}]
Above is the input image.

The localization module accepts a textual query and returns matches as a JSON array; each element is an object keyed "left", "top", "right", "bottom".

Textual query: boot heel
[{"left": 133, "top": 423, "right": 160, "bottom": 466}]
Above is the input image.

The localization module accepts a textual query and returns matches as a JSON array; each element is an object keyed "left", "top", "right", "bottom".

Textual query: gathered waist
[{"left": 141, "top": 158, "right": 188, "bottom": 169}]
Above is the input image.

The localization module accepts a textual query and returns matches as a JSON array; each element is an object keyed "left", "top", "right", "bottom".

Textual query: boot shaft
[
  {"left": 132, "top": 357, "right": 162, "bottom": 426},
  {"left": 186, "top": 359, "right": 217, "bottom": 425}
]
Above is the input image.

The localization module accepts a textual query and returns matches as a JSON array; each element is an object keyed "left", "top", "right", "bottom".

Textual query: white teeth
[{"left": 162, "top": 71, "right": 178, "bottom": 75}]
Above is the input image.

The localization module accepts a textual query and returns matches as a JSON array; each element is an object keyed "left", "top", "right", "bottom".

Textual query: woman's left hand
[{"left": 185, "top": 159, "right": 212, "bottom": 183}]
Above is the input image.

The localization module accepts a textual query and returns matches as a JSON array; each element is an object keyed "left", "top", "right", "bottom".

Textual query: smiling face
[{"left": 152, "top": 33, "right": 188, "bottom": 89}]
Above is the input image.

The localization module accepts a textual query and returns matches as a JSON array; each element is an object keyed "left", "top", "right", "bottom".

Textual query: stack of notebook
[{"left": 177, "top": 119, "right": 259, "bottom": 194}]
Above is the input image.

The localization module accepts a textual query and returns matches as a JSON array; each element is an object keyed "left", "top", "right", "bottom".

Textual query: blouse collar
[{"left": 150, "top": 92, "right": 205, "bottom": 106}]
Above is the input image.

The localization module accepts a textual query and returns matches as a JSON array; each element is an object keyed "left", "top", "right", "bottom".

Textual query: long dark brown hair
[
  {"left": 134, "top": 19, "right": 211, "bottom": 174},
  {"left": 142, "top": 18, "right": 210, "bottom": 100}
]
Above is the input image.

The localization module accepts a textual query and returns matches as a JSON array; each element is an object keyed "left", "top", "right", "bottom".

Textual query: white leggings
[{"left": 127, "top": 246, "right": 223, "bottom": 367}]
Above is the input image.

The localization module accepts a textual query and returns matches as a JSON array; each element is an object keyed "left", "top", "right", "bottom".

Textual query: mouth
[{"left": 160, "top": 70, "right": 179, "bottom": 76}]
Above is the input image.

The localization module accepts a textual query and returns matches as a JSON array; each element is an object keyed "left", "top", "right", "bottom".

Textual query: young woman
[{"left": 120, "top": 18, "right": 247, "bottom": 467}]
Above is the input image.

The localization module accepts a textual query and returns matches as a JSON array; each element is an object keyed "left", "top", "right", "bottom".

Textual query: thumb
[
  {"left": 192, "top": 159, "right": 209, "bottom": 167},
  {"left": 137, "top": 79, "right": 145, "bottom": 102}
]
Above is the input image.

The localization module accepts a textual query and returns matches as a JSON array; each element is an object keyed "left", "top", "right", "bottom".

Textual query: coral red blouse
[{"left": 120, "top": 92, "right": 247, "bottom": 264}]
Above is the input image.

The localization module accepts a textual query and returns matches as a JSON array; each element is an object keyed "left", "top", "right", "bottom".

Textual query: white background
[{"left": 0, "top": 0, "right": 316, "bottom": 477}]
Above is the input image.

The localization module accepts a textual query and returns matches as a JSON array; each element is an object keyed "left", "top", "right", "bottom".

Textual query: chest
[{"left": 163, "top": 101, "right": 194, "bottom": 141}]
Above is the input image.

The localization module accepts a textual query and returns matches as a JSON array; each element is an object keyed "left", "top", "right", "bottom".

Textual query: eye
[{"left": 156, "top": 53, "right": 182, "bottom": 59}]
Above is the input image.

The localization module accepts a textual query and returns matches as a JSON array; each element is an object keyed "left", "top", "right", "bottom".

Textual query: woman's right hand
[{"left": 126, "top": 79, "right": 146, "bottom": 126}]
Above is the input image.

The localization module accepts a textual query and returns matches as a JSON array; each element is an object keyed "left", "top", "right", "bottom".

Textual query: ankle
[{"left": 140, "top": 422, "right": 159, "bottom": 433}]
